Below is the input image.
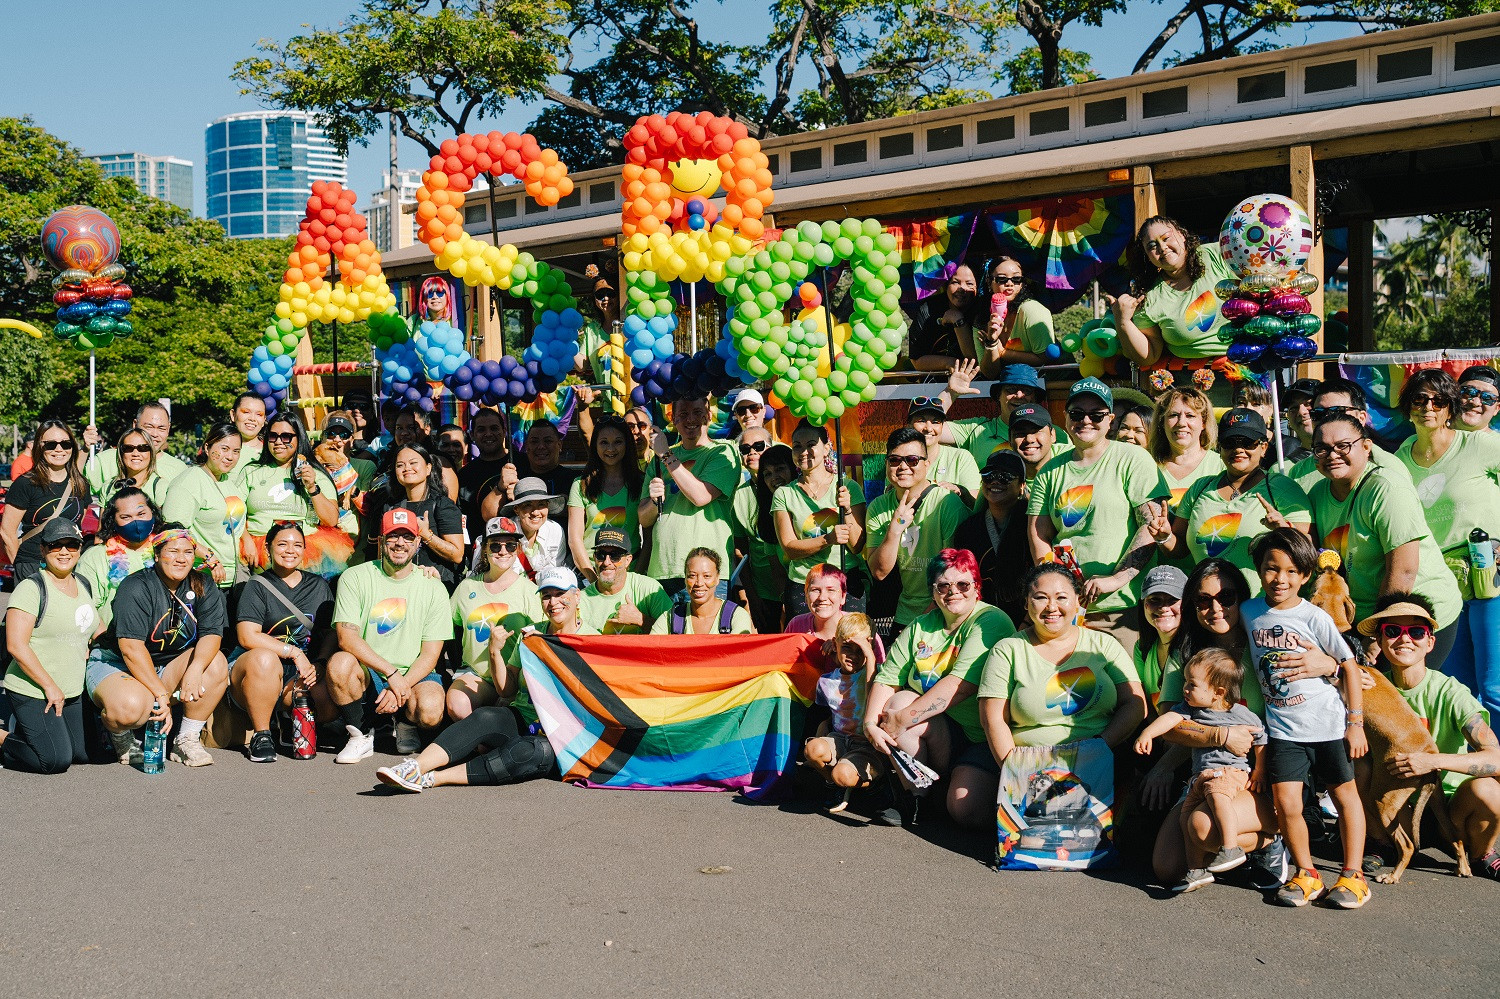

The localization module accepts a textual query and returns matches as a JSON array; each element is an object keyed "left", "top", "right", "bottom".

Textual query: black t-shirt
[
  {"left": 952, "top": 507, "right": 1029, "bottom": 627},
  {"left": 905, "top": 297, "right": 969, "bottom": 362},
  {"left": 6, "top": 475, "right": 86, "bottom": 566},
  {"left": 106, "top": 567, "right": 228, "bottom": 668},
  {"left": 361, "top": 491, "right": 465, "bottom": 586},
  {"left": 458, "top": 455, "right": 511, "bottom": 526},
  {"left": 236, "top": 570, "right": 334, "bottom": 652}
]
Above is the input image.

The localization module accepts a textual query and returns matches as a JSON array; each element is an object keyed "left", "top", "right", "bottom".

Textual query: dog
[{"left": 1309, "top": 550, "right": 1470, "bottom": 882}]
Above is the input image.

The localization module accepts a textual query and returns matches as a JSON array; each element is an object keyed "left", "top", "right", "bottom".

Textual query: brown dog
[{"left": 1308, "top": 551, "right": 1469, "bottom": 881}]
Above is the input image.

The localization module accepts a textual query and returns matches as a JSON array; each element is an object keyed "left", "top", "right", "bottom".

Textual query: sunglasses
[
  {"left": 1219, "top": 436, "right": 1262, "bottom": 452},
  {"left": 886, "top": 454, "right": 925, "bottom": 469},
  {"left": 323, "top": 428, "right": 352, "bottom": 441},
  {"left": 593, "top": 550, "right": 628, "bottom": 563},
  {"left": 1067, "top": 408, "right": 1110, "bottom": 424},
  {"left": 1312, "top": 439, "right": 1362, "bottom": 460},
  {"left": 486, "top": 539, "right": 520, "bottom": 553},
  {"left": 266, "top": 431, "right": 298, "bottom": 444},
  {"left": 1194, "top": 591, "right": 1240, "bottom": 611},
  {"left": 1380, "top": 622, "right": 1433, "bottom": 642},
  {"left": 734, "top": 404, "right": 760, "bottom": 415},
  {"left": 1311, "top": 404, "right": 1356, "bottom": 421},
  {"left": 1408, "top": 393, "right": 1448, "bottom": 410},
  {"left": 120, "top": 443, "right": 152, "bottom": 455},
  {"left": 41, "top": 439, "right": 74, "bottom": 451},
  {"left": 909, "top": 396, "right": 944, "bottom": 412},
  {"left": 981, "top": 471, "right": 1019, "bottom": 486},
  {"left": 594, "top": 289, "right": 615, "bottom": 299},
  {"left": 738, "top": 441, "right": 769, "bottom": 456},
  {"left": 45, "top": 539, "right": 83, "bottom": 551},
  {"left": 1460, "top": 385, "right": 1500, "bottom": 406},
  {"left": 991, "top": 275, "right": 1024, "bottom": 286},
  {"left": 934, "top": 581, "right": 973, "bottom": 595}
]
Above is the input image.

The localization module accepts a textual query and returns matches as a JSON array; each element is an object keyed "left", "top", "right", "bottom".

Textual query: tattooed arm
[
  {"left": 1084, "top": 500, "right": 1166, "bottom": 607},
  {"left": 1389, "top": 713, "right": 1500, "bottom": 779},
  {"left": 884, "top": 675, "right": 976, "bottom": 735}
]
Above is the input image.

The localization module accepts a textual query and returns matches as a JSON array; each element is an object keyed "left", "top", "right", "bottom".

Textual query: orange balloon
[
  {"left": 721, "top": 204, "right": 743, "bottom": 227},
  {"left": 429, "top": 236, "right": 447, "bottom": 254},
  {"left": 740, "top": 218, "right": 764, "bottom": 240}
]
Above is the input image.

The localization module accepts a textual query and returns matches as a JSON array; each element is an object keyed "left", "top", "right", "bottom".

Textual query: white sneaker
[
  {"left": 376, "top": 757, "right": 433, "bottom": 793},
  {"left": 170, "top": 735, "right": 214, "bottom": 767},
  {"left": 335, "top": 726, "right": 375, "bottom": 764},
  {"left": 394, "top": 720, "right": 422, "bottom": 755}
]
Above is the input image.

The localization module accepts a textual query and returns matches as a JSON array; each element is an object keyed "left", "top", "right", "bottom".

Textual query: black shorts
[{"left": 1264, "top": 737, "right": 1354, "bottom": 787}]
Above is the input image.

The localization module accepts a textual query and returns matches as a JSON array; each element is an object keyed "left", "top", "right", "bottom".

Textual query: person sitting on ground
[
  {"left": 85, "top": 524, "right": 230, "bottom": 768},
  {"left": 230, "top": 522, "right": 337, "bottom": 763},
  {"left": 867, "top": 549, "right": 1016, "bottom": 826},
  {"left": 1456, "top": 365, "right": 1500, "bottom": 433},
  {"left": 786, "top": 565, "right": 888, "bottom": 732},
  {"left": 161, "top": 422, "right": 244, "bottom": 589},
  {"left": 75, "top": 488, "right": 159, "bottom": 629},
  {"left": 907, "top": 396, "right": 980, "bottom": 507},
  {"left": 651, "top": 547, "right": 755, "bottom": 635},
  {"left": 1134, "top": 565, "right": 1186, "bottom": 709},
  {"left": 1134, "top": 648, "right": 1267, "bottom": 893},
  {"left": 732, "top": 436, "right": 792, "bottom": 632},
  {"left": 447, "top": 517, "right": 541, "bottom": 721},
  {"left": 327, "top": 509, "right": 454, "bottom": 763},
  {"left": 362, "top": 443, "right": 466, "bottom": 588},
  {"left": 83, "top": 401, "right": 190, "bottom": 493},
  {"left": 228, "top": 391, "right": 268, "bottom": 471},
  {"left": 773, "top": 420, "right": 866, "bottom": 617},
  {"left": 566, "top": 413, "right": 642, "bottom": 579},
  {"left": 639, "top": 393, "right": 740, "bottom": 596},
  {"left": 1007, "top": 403, "right": 1070, "bottom": 481},
  {"left": 93, "top": 426, "right": 173, "bottom": 508},
  {"left": 939, "top": 360, "right": 1049, "bottom": 469},
  {"left": 0, "top": 520, "right": 99, "bottom": 774},
  {"left": 952, "top": 450, "right": 1030, "bottom": 625},
  {"left": 504, "top": 477, "right": 569, "bottom": 578},
  {"left": 802, "top": 613, "right": 887, "bottom": 799},
  {"left": 578, "top": 527, "right": 672, "bottom": 635},
  {"left": 1356, "top": 593, "right": 1500, "bottom": 880}
]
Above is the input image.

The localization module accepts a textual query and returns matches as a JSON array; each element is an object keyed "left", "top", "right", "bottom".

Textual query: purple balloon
[
  {"left": 630, "top": 385, "right": 647, "bottom": 407},
  {"left": 482, "top": 359, "right": 503, "bottom": 379},
  {"left": 507, "top": 378, "right": 527, "bottom": 399}
]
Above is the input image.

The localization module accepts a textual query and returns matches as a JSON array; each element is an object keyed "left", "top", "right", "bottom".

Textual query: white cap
[
  {"left": 535, "top": 566, "right": 579, "bottom": 593},
  {"left": 734, "top": 388, "right": 765, "bottom": 408}
]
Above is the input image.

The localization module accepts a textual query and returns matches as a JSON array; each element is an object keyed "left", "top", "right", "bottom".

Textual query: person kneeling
[{"left": 327, "top": 509, "right": 454, "bottom": 763}]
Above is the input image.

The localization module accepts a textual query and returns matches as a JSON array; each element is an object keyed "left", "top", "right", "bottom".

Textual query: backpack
[
  {"left": 33, "top": 573, "right": 93, "bottom": 629},
  {"left": 669, "top": 596, "right": 741, "bottom": 635}
]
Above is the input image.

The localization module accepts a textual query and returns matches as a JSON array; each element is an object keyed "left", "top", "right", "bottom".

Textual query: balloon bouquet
[{"left": 41, "top": 206, "right": 133, "bottom": 349}]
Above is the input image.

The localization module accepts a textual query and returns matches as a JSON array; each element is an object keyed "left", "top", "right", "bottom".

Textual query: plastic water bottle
[
  {"left": 1470, "top": 528, "right": 1498, "bottom": 600},
  {"left": 291, "top": 683, "right": 317, "bottom": 760},
  {"left": 142, "top": 705, "right": 166, "bottom": 774}
]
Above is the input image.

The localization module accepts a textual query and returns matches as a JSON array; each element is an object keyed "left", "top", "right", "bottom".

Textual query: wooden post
[
  {"left": 475, "top": 285, "right": 504, "bottom": 361},
  {"left": 1491, "top": 205, "right": 1499, "bottom": 342},
  {"left": 1348, "top": 219, "right": 1376, "bottom": 352},
  {"left": 1132, "top": 165, "right": 1158, "bottom": 226},
  {"left": 293, "top": 328, "right": 322, "bottom": 423},
  {"left": 1289, "top": 145, "right": 1324, "bottom": 376}
]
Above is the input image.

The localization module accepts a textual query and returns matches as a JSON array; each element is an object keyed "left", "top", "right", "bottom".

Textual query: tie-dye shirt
[
  {"left": 1137, "top": 245, "right": 1239, "bottom": 359},
  {"left": 979, "top": 627, "right": 1139, "bottom": 747}
]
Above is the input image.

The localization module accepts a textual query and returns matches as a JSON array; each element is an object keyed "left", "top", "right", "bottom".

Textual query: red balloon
[{"left": 54, "top": 288, "right": 81, "bottom": 306}]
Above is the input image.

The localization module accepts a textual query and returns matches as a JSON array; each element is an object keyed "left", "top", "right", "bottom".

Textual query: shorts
[
  {"left": 226, "top": 651, "right": 311, "bottom": 713},
  {"left": 84, "top": 647, "right": 164, "bottom": 700},
  {"left": 954, "top": 739, "right": 1000, "bottom": 777},
  {"left": 804, "top": 731, "right": 886, "bottom": 783},
  {"left": 1183, "top": 766, "right": 1251, "bottom": 812},
  {"left": 1265, "top": 737, "right": 1354, "bottom": 787},
  {"left": 366, "top": 668, "right": 444, "bottom": 698}
]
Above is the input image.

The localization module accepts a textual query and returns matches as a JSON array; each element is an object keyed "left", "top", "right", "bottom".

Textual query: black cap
[
  {"left": 592, "top": 526, "right": 633, "bottom": 554},
  {"left": 1284, "top": 378, "right": 1320, "bottom": 401},
  {"left": 1008, "top": 404, "right": 1052, "bottom": 433},
  {"left": 40, "top": 519, "right": 84, "bottom": 546},
  {"left": 1218, "top": 407, "right": 1269, "bottom": 443},
  {"left": 1459, "top": 365, "right": 1499, "bottom": 387},
  {"left": 981, "top": 450, "right": 1026, "bottom": 481}
]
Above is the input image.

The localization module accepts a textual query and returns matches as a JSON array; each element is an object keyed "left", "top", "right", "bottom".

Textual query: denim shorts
[
  {"left": 84, "top": 647, "right": 165, "bottom": 700},
  {"left": 367, "top": 668, "right": 444, "bottom": 698}
]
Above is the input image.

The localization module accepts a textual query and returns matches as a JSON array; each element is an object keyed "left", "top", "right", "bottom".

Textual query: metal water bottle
[
  {"left": 1470, "top": 528, "right": 1498, "bottom": 600},
  {"left": 291, "top": 683, "right": 317, "bottom": 760},
  {"left": 142, "top": 705, "right": 166, "bottom": 774}
]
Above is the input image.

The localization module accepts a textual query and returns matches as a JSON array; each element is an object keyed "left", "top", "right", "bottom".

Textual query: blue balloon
[
  {"left": 631, "top": 348, "right": 653, "bottom": 368},
  {"left": 652, "top": 337, "right": 674, "bottom": 360}
]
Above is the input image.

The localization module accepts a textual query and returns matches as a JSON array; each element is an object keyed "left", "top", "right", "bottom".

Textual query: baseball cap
[
  {"left": 734, "top": 388, "right": 765, "bottom": 409},
  {"left": 1008, "top": 403, "right": 1052, "bottom": 433},
  {"left": 1459, "top": 365, "right": 1499, "bottom": 387},
  {"left": 593, "top": 526, "right": 633, "bottom": 554},
  {"left": 994, "top": 364, "right": 1046, "bottom": 392},
  {"left": 1217, "top": 408, "right": 1269, "bottom": 443},
  {"left": 908, "top": 395, "right": 947, "bottom": 420},
  {"left": 1357, "top": 600, "right": 1439, "bottom": 636},
  {"left": 322, "top": 414, "right": 355, "bottom": 437},
  {"left": 1142, "top": 565, "right": 1188, "bottom": 600},
  {"left": 40, "top": 519, "right": 84, "bottom": 546},
  {"left": 980, "top": 450, "right": 1026, "bottom": 482},
  {"left": 1284, "top": 378, "right": 1321, "bottom": 401},
  {"left": 381, "top": 508, "right": 420, "bottom": 537},
  {"left": 536, "top": 566, "right": 579, "bottom": 593},
  {"left": 1067, "top": 377, "right": 1113, "bottom": 409},
  {"left": 484, "top": 516, "right": 522, "bottom": 538}
]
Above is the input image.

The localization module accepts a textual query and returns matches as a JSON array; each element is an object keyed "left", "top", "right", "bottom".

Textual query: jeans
[
  {"left": 1444, "top": 596, "right": 1500, "bottom": 719},
  {"left": 2, "top": 691, "right": 88, "bottom": 774}
]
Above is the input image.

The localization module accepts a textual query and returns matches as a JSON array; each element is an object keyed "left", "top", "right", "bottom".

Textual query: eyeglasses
[
  {"left": 486, "top": 539, "right": 519, "bottom": 553},
  {"left": 934, "top": 580, "right": 974, "bottom": 595},
  {"left": 886, "top": 454, "right": 925, "bottom": 469},
  {"left": 1067, "top": 408, "right": 1110, "bottom": 424},
  {"left": 1194, "top": 591, "right": 1240, "bottom": 611},
  {"left": 266, "top": 431, "right": 298, "bottom": 444},
  {"left": 1460, "top": 385, "right": 1500, "bottom": 406},
  {"left": 1311, "top": 439, "right": 1362, "bottom": 460},
  {"left": 991, "top": 275, "right": 1024, "bottom": 286},
  {"left": 323, "top": 428, "right": 352, "bottom": 441},
  {"left": 593, "top": 550, "right": 628, "bottom": 564},
  {"left": 40, "top": 439, "right": 74, "bottom": 452},
  {"left": 120, "top": 443, "right": 152, "bottom": 455},
  {"left": 1311, "top": 404, "right": 1356, "bottom": 422},
  {"left": 1408, "top": 393, "right": 1447, "bottom": 410},
  {"left": 1380, "top": 622, "right": 1433, "bottom": 642},
  {"left": 738, "top": 441, "right": 769, "bottom": 456}
]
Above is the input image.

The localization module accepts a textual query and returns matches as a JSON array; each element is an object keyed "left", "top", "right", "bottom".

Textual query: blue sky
[{"left": 0, "top": 1, "right": 1353, "bottom": 216}]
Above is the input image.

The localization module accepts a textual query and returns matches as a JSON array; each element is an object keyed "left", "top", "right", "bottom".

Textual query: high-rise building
[
  {"left": 204, "top": 111, "right": 348, "bottom": 239},
  {"left": 91, "top": 153, "right": 194, "bottom": 213},
  {"left": 366, "top": 169, "right": 423, "bottom": 252}
]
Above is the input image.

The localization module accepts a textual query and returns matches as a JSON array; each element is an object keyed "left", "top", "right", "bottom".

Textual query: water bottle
[
  {"left": 1470, "top": 528, "right": 1498, "bottom": 600},
  {"left": 291, "top": 683, "right": 317, "bottom": 760},
  {"left": 142, "top": 704, "right": 166, "bottom": 774}
]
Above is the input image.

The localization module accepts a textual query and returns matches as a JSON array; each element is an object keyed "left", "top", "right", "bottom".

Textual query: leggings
[
  {"left": 2, "top": 691, "right": 88, "bottom": 774},
  {"left": 1443, "top": 597, "right": 1500, "bottom": 719},
  {"left": 431, "top": 705, "right": 551, "bottom": 786}
]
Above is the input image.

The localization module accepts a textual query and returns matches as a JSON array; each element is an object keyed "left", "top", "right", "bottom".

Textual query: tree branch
[{"left": 1133, "top": 1, "right": 1199, "bottom": 74}]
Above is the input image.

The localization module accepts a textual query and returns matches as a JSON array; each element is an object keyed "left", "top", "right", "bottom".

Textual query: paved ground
[{"left": 3, "top": 744, "right": 1496, "bottom": 999}]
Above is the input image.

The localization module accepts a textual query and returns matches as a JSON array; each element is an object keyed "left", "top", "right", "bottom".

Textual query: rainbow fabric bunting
[
  {"left": 509, "top": 386, "right": 577, "bottom": 450},
  {"left": 886, "top": 213, "right": 980, "bottom": 300},
  {"left": 1339, "top": 350, "right": 1500, "bottom": 443},
  {"left": 519, "top": 634, "right": 821, "bottom": 796},
  {"left": 985, "top": 193, "right": 1134, "bottom": 311}
]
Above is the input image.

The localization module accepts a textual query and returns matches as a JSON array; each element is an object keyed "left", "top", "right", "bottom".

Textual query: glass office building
[
  {"left": 91, "top": 153, "right": 194, "bottom": 213},
  {"left": 204, "top": 111, "right": 348, "bottom": 238}
]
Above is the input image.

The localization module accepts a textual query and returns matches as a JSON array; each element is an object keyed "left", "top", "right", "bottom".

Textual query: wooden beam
[
  {"left": 1348, "top": 219, "right": 1376, "bottom": 352},
  {"left": 1133, "top": 165, "right": 1159, "bottom": 226},
  {"left": 293, "top": 329, "right": 320, "bottom": 422},
  {"left": 1312, "top": 117, "right": 1500, "bottom": 162},
  {"left": 1492, "top": 205, "right": 1499, "bottom": 346},
  {"left": 1151, "top": 147, "right": 1290, "bottom": 182},
  {"left": 474, "top": 285, "right": 503, "bottom": 362},
  {"left": 1290, "top": 144, "right": 1325, "bottom": 378}
]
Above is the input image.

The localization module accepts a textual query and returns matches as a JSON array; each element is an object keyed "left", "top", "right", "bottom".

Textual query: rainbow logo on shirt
[
  {"left": 1045, "top": 665, "right": 1097, "bottom": 716},
  {"left": 223, "top": 496, "right": 246, "bottom": 535},
  {"left": 1324, "top": 523, "right": 1350, "bottom": 562},
  {"left": 589, "top": 505, "right": 628, "bottom": 530},
  {"left": 802, "top": 508, "right": 839, "bottom": 538},
  {"left": 1184, "top": 290, "right": 1220, "bottom": 334},
  {"left": 1168, "top": 486, "right": 1189, "bottom": 510},
  {"left": 1195, "top": 512, "right": 1243, "bottom": 558},
  {"left": 1056, "top": 485, "right": 1094, "bottom": 529},
  {"left": 465, "top": 602, "right": 510, "bottom": 643},
  {"left": 911, "top": 641, "right": 957, "bottom": 692},
  {"left": 370, "top": 597, "right": 407, "bottom": 636}
]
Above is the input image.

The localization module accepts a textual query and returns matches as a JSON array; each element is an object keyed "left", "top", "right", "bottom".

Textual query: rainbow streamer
[
  {"left": 985, "top": 193, "right": 1134, "bottom": 311},
  {"left": 520, "top": 634, "right": 821, "bottom": 796},
  {"left": 886, "top": 213, "right": 980, "bottom": 300}
]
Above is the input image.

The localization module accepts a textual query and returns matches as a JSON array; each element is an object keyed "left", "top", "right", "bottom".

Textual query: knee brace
[{"left": 472, "top": 735, "right": 556, "bottom": 786}]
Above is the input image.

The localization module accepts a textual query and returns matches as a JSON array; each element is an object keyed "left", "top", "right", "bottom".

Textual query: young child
[
  {"left": 1245, "top": 527, "right": 1370, "bottom": 908},
  {"left": 1135, "top": 648, "right": 1266, "bottom": 893},
  {"left": 804, "top": 614, "right": 886, "bottom": 806}
]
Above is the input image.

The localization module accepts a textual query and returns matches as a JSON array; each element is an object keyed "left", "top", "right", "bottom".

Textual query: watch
[{"left": 307, "top": 484, "right": 322, "bottom": 496}]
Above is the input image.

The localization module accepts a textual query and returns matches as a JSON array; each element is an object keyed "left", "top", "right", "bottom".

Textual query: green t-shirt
[
  {"left": 332, "top": 561, "right": 454, "bottom": 673},
  {"left": 979, "top": 627, "right": 1139, "bottom": 747},
  {"left": 4, "top": 573, "right": 98, "bottom": 699},
  {"left": 580, "top": 317, "right": 611, "bottom": 386},
  {"left": 1177, "top": 470, "right": 1313, "bottom": 595},
  {"left": 1394, "top": 668, "right": 1489, "bottom": 798},
  {"left": 645, "top": 442, "right": 740, "bottom": 579},
  {"left": 1027, "top": 441, "right": 1170, "bottom": 613},
  {"left": 867, "top": 485, "right": 972, "bottom": 625},
  {"left": 731, "top": 483, "right": 787, "bottom": 602},
  {"left": 1133, "top": 637, "right": 1173, "bottom": 704},
  {"left": 770, "top": 475, "right": 866, "bottom": 585},
  {"left": 875, "top": 603, "right": 1015, "bottom": 742},
  {"left": 1397, "top": 430, "right": 1500, "bottom": 552},
  {"left": 1159, "top": 646, "right": 1264, "bottom": 717},
  {"left": 1001, "top": 298, "right": 1057, "bottom": 355},
  {"left": 1290, "top": 441, "right": 1410, "bottom": 493},
  {"left": 1161, "top": 451, "right": 1225, "bottom": 513},
  {"left": 567, "top": 478, "right": 641, "bottom": 556},
  {"left": 161, "top": 466, "right": 246, "bottom": 587},
  {"left": 649, "top": 601, "right": 755, "bottom": 635},
  {"left": 949, "top": 416, "right": 1010, "bottom": 469},
  {"left": 927, "top": 445, "right": 981, "bottom": 498},
  {"left": 231, "top": 439, "right": 264, "bottom": 474},
  {"left": 74, "top": 540, "right": 154, "bottom": 630},
  {"left": 1138, "top": 244, "right": 1239, "bottom": 359},
  {"left": 450, "top": 572, "right": 542, "bottom": 678},
  {"left": 241, "top": 462, "right": 339, "bottom": 536},
  {"left": 579, "top": 572, "right": 674, "bottom": 635},
  {"left": 85, "top": 448, "right": 190, "bottom": 500},
  {"left": 1309, "top": 466, "right": 1462, "bottom": 628}
]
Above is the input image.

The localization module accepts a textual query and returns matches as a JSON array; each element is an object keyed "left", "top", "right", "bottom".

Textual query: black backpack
[
  {"left": 668, "top": 596, "right": 741, "bottom": 635},
  {"left": 32, "top": 573, "right": 94, "bottom": 629}
]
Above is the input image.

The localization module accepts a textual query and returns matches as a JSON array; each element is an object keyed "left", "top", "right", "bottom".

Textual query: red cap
[{"left": 381, "top": 508, "right": 420, "bottom": 537}]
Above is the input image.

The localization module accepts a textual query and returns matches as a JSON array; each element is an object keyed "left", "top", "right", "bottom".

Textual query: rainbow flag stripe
[{"left": 520, "top": 634, "right": 821, "bottom": 796}]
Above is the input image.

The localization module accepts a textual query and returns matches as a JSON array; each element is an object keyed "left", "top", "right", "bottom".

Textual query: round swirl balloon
[
  {"left": 1218, "top": 194, "right": 1314, "bottom": 281},
  {"left": 41, "top": 206, "right": 121, "bottom": 273}
]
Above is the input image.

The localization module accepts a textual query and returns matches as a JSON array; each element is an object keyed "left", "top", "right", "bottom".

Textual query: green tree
[
  {"left": 1374, "top": 213, "right": 1494, "bottom": 350},
  {"left": 1006, "top": 2, "right": 1119, "bottom": 92}
]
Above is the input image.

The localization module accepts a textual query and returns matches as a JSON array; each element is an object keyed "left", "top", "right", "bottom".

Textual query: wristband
[{"left": 1212, "top": 726, "right": 1229, "bottom": 748}]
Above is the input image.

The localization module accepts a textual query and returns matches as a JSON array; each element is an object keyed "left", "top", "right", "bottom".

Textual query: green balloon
[
  {"left": 854, "top": 235, "right": 874, "bottom": 256},
  {"left": 825, "top": 398, "right": 844, "bottom": 420},
  {"left": 833, "top": 236, "right": 854, "bottom": 258},
  {"left": 747, "top": 356, "right": 769, "bottom": 378},
  {"left": 770, "top": 261, "right": 790, "bottom": 282},
  {"left": 850, "top": 369, "right": 870, "bottom": 389},
  {"left": 866, "top": 310, "right": 887, "bottom": 330},
  {"left": 881, "top": 327, "right": 903, "bottom": 350},
  {"left": 876, "top": 232, "right": 897, "bottom": 252},
  {"left": 750, "top": 317, "right": 771, "bottom": 337},
  {"left": 798, "top": 220, "right": 822, "bottom": 242},
  {"left": 725, "top": 257, "right": 746, "bottom": 276},
  {"left": 829, "top": 371, "right": 848, "bottom": 392},
  {"left": 752, "top": 271, "right": 773, "bottom": 291},
  {"left": 813, "top": 243, "right": 835, "bottom": 267},
  {"left": 772, "top": 241, "right": 794, "bottom": 262},
  {"left": 774, "top": 377, "right": 792, "bottom": 401},
  {"left": 807, "top": 395, "right": 827, "bottom": 420},
  {"left": 861, "top": 218, "right": 882, "bottom": 238},
  {"left": 756, "top": 291, "right": 778, "bottom": 313},
  {"left": 841, "top": 389, "right": 862, "bottom": 408},
  {"left": 739, "top": 301, "right": 762, "bottom": 321}
]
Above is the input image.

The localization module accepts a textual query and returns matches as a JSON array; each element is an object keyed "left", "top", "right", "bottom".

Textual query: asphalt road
[{"left": 2, "top": 745, "right": 1495, "bottom": 999}]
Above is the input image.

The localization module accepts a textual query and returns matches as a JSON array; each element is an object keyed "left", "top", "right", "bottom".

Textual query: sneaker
[
  {"left": 1206, "top": 846, "right": 1247, "bottom": 874},
  {"left": 170, "top": 735, "right": 214, "bottom": 767},
  {"left": 376, "top": 757, "right": 433, "bottom": 793},
  {"left": 394, "top": 720, "right": 422, "bottom": 755},
  {"left": 1274, "top": 870, "right": 1327, "bottom": 907},
  {"left": 335, "top": 726, "right": 375, "bottom": 764},
  {"left": 109, "top": 729, "right": 144, "bottom": 767},
  {"left": 1476, "top": 851, "right": 1500, "bottom": 881},
  {"left": 1172, "top": 868, "right": 1213, "bottom": 893},
  {"left": 1324, "top": 871, "right": 1371, "bottom": 909},
  {"left": 246, "top": 730, "right": 277, "bottom": 763},
  {"left": 1246, "top": 837, "right": 1290, "bottom": 890}
]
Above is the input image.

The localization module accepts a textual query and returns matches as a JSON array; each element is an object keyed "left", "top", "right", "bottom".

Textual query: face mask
[{"left": 119, "top": 518, "right": 156, "bottom": 544}]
